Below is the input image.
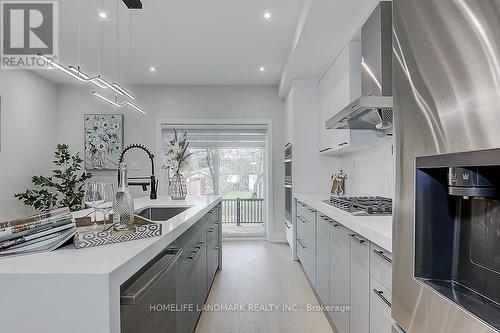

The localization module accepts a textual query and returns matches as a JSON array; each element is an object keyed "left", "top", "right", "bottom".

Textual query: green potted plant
[{"left": 15, "top": 144, "right": 93, "bottom": 212}]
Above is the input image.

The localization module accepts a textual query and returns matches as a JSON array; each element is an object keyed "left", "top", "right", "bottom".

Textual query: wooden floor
[
  {"left": 222, "top": 223, "right": 265, "bottom": 236},
  {"left": 195, "top": 241, "right": 334, "bottom": 333}
]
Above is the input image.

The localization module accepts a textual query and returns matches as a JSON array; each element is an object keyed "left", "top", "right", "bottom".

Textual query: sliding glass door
[{"left": 162, "top": 125, "right": 267, "bottom": 238}]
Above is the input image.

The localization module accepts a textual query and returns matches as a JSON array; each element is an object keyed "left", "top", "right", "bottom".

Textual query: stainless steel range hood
[{"left": 326, "top": 1, "right": 393, "bottom": 130}]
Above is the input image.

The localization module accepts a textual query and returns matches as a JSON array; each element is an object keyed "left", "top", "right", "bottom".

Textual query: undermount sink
[{"left": 136, "top": 206, "right": 191, "bottom": 222}]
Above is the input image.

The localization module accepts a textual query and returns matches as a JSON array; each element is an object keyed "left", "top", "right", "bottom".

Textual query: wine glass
[
  {"left": 95, "top": 183, "right": 115, "bottom": 229},
  {"left": 84, "top": 182, "right": 105, "bottom": 229}
]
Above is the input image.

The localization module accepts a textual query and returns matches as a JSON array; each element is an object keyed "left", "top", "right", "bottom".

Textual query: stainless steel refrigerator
[{"left": 392, "top": 0, "right": 500, "bottom": 332}]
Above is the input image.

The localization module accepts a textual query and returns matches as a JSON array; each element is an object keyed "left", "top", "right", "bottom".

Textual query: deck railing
[{"left": 222, "top": 198, "right": 264, "bottom": 225}]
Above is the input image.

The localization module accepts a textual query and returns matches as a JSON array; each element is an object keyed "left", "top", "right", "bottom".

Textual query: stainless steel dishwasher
[{"left": 120, "top": 248, "right": 182, "bottom": 333}]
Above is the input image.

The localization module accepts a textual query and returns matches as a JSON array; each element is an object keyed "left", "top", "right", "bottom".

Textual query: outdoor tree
[{"left": 206, "top": 148, "right": 220, "bottom": 194}]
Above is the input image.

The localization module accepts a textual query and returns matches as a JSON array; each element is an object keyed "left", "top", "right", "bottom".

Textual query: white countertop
[
  {"left": 0, "top": 195, "right": 221, "bottom": 333},
  {"left": 0, "top": 195, "right": 221, "bottom": 281},
  {"left": 294, "top": 193, "right": 393, "bottom": 253}
]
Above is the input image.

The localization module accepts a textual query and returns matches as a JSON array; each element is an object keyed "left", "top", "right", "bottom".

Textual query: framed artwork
[{"left": 84, "top": 114, "right": 124, "bottom": 170}]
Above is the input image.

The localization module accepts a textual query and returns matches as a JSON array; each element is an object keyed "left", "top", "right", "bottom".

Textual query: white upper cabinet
[{"left": 319, "top": 41, "right": 384, "bottom": 155}]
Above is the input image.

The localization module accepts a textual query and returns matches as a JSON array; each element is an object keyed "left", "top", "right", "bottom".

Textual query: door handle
[
  {"left": 373, "top": 288, "right": 391, "bottom": 308},
  {"left": 373, "top": 250, "right": 392, "bottom": 264}
]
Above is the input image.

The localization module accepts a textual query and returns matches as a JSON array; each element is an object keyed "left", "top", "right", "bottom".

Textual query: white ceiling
[
  {"left": 279, "top": 0, "right": 381, "bottom": 97},
  {"left": 33, "top": 0, "right": 382, "bottom": 90},
  {"left": 34, "top": 0, "right": 302, "bottom": 85}
]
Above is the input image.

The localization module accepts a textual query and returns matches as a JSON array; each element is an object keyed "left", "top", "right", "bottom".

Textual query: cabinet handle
[
  {"left": 297, "top": 238, "right": 306, "bottom": 249},
  {"left": 297, "top": 215, "right": 308, "bottom": 223},
  {"left": 320, "top": 215, "right": 333, "bottom": 223},
  {"left": 284, "top": 221, "right": 291, "bottom": 229},
  {"left": 120, "top": 248, "right": 182, "bottom": 305},
  {"left": 333, "top": 223, "right": 340, "bottom": 228},
  {"left": 349, "top": 233, "right": 366, "bottom": 244},
  {"left": 373, "top": 289, "right": 392, "bottom": 308},
  {"left": 373, "top": 250, "right": 392, "bottom": 264},
  {"left": 319, "top": 147, "right": 332, "bottom": 153},
  {"left": 338, "top": 142, "right": 348, "bottom": 147},
  {"left": 208, "top": 226, "right": 215, "bottom": 232},
  {"left": 188, "top": 252, "right": 197, "bottom": 260}
]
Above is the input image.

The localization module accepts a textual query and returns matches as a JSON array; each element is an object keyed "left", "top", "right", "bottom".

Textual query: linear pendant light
[
  {"left": 40, "top": 0, "right": 146, "bottom": 114},
  {"left": 93, "top": 92, "right": 146, "bottom": 114},
  {"left": 38, "top": 54, "right": 136, "bottom": 100}
]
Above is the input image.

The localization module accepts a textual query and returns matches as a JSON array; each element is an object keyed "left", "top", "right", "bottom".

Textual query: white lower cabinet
[
  {"left": 349, "top": 233, "right": 370, "bottom": 333},
  {"left": 295, "top": 202, "right": 392, "bottom": 333},
  {"left": 316, "top": 215, "right": 331, "bottom": 305},
  {"left": 296, "top": 205, "right": 316, "bottom": 286},
  {"left": 370, "top": 277, "right": 392, "bottom": 333},
  {"left": 329, "top": 223, "right": 351, "bottom": 333}
]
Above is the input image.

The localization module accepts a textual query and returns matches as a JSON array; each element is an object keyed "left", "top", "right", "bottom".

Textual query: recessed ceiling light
[
  {"left": 264, "top": 10, "right": 272, "bottom": 20},
  {"left": 98, "top": 11, "right": 107, "bottom": 19},
  {"left": 259, "top": 66, "right": 265, "bottom": 72},
  {"left": 149, "top": 66, "right": 157, "bottom": 72}
]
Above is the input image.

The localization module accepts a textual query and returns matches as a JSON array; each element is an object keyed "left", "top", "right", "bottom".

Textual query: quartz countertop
[
  {"left": 0, "top": 195, "right": 221, "bottom": 333},
  {"left": 0, "top": 195, "right": 222, "bottom": 282},
  {"left": 294, "top": 193, "right": 392, "bottom": 252}
]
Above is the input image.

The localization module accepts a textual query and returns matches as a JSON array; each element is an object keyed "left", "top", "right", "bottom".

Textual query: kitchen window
[{"left": 161, "top": 124, "right": 268, "bottom": 238}]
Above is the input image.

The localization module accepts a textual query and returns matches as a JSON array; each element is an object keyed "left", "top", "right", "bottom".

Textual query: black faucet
[{"left": 118, "top": 144, "right": 158, "bottom": 200}]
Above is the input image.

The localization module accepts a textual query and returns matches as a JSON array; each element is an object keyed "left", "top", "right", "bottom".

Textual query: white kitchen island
[{"left": 0, "top": 195, "right": 222, "bottom": 333}]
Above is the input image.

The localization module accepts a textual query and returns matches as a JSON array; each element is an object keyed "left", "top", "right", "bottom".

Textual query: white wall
[
  {"left": 56, "top": 84, "right": 286, "bottom": 241},
  {"left": 318, "top": 42, "right": 395, "bottom": 198},
  {"left": 0, "top": 71, "right": 58, "bottom": 220}
]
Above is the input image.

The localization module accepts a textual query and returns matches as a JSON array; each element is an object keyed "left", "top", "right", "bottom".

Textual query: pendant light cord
[
  {"left": 129, "top": 10, "right": 132, "bottom": 83},
  {"left": 115, "top": 0, "right": 119, "bottom": 84},
  {"left": 77, "top": 0, "right": 81, "bottom": 65},
  {"left": 99, "top": 0, "right": 103, "bottom": 75}
]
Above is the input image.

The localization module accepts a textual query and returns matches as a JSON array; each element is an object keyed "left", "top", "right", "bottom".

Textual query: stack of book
[{"left": 0, "top": 207, "right": 77, "bottom": 257}]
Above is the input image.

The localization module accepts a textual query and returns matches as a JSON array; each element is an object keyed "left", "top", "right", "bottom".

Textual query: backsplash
[{"left": 338, "top": 136, "right": 395, "bottom": 198}]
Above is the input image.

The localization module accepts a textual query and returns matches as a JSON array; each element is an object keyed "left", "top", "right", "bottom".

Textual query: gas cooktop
[{"left": 323, "top": 196, "right": 393, "bottom": 216}]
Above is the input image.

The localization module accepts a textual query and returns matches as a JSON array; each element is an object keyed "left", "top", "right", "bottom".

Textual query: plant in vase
[
  {"left": 163, "top": 129, "right": 192, "bottom": 199},
  {"left": 15, "top": 144, "right": 93, "bottom": 212}
]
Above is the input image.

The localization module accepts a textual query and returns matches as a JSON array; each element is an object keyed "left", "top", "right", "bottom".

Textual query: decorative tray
[{"left": 73, "top": 215, "right": 161, "bottom": 249}]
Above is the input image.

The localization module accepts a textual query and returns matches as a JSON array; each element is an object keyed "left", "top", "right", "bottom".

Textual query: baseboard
[{"left": 222, "top": 236, "right": 267, "bottom": 241}]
